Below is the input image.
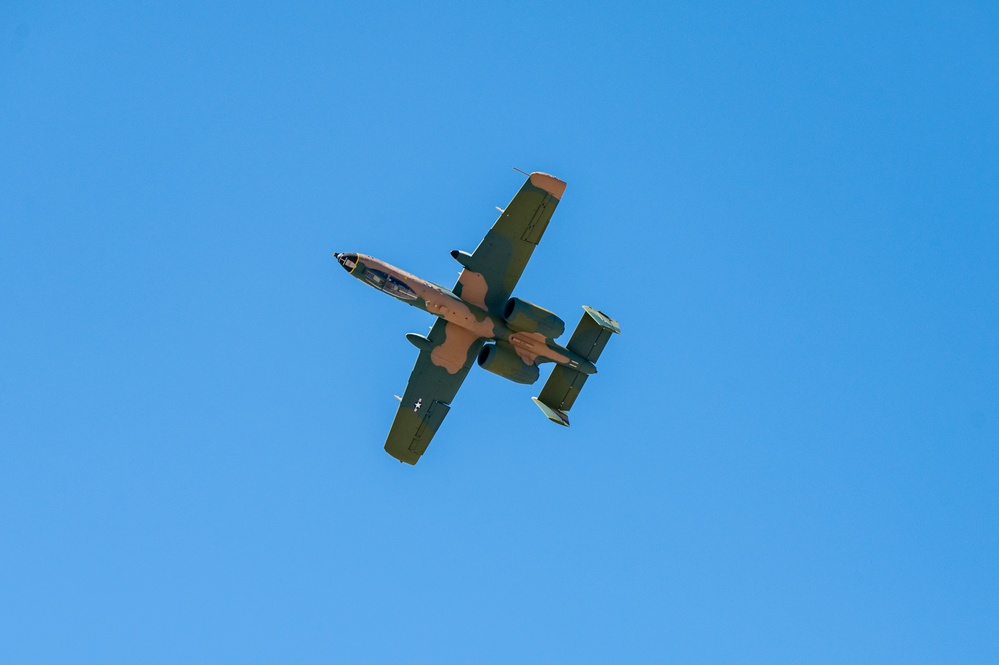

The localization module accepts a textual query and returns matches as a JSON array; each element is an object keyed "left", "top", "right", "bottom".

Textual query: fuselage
[{"left": 334, "top": 252, "right": 595, "bottom": 374}]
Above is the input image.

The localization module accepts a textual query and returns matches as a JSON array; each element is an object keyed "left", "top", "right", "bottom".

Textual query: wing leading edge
[{"left": 383, "top": 317, "right": 486, "bottom": 465}]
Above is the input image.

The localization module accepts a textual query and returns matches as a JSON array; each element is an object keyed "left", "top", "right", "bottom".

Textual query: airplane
[{"left": 334, "top": 171, "right": 620, "bottom": 465}]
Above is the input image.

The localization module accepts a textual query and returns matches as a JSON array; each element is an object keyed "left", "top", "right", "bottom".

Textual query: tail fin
[{"left": 533, "top": 306, "right": 620, "bottom": 426}]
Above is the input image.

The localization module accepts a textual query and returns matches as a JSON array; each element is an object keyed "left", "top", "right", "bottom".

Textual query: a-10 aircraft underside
[{"left": 334, "top": 171, "right": 620, "bottom": 465}]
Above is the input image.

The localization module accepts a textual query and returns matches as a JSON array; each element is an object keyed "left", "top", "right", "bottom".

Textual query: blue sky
[{"left": 1, "top": 2, "right": 996, "bottom": 663}]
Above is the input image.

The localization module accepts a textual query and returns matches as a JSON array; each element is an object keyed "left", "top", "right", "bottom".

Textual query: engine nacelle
[
  {"left": 477, "top": 343, "right": 540, "bottom": 385},
  {"left": 503, "top": 298, "right": 565, "bottom": 339}
]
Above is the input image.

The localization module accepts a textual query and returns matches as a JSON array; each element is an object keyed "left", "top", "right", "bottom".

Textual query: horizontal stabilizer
[{"left": 533, "top": 306, "right": 620, "bottom": 425}]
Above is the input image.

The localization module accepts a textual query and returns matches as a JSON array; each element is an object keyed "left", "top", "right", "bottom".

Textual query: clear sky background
[{"left": 2, "top": 2, "right": 997, "bottom": 663}]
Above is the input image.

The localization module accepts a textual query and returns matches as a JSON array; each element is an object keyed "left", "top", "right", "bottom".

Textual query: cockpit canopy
[
  {"left": 336, "top": 253, "right": 418, "bottom": 301},
  {"left": 362, "top": 268, "right": 416, "bottom": 300}
]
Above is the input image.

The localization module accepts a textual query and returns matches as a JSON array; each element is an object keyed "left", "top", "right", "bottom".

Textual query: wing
[
  {"left": 383, "top": 317, "right": 486, "bottom": 465},
  {"left": 452, "top": 172, "right": 566, "bottom": 315}
]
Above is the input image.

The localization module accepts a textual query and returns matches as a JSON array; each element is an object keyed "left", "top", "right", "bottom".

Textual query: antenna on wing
[{"left": 512, "top": 166, "right": 529, "bottom": 176}]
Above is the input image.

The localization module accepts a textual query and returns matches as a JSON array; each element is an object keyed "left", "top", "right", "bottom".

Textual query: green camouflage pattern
[
  {"left": 334, "top": 172, "right": 620, "bottom": 465},
  {"left": 451, "top": 172, "right": 565, "bottom": 315}
]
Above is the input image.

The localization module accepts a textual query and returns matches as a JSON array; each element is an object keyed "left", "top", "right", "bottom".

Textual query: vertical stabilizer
[{"left": 532, "top": 306, "right": 620, "bottom": 425}]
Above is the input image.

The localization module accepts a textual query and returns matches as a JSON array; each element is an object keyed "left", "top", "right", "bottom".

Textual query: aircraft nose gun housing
[
  {"left": 335, "top": 252, "right": 358, "bottom": 272},
  {"left": 477, "top": 342, "right": 541, "bottom": 385},
  {"left": 503, "top": 298, "right": 565, "bottom": 339}
]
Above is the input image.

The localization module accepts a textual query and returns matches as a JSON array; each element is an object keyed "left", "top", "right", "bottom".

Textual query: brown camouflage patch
[
  {"left": 508, "top": 331, "right": 570, "bottom": 366},
  {"left": 358, "top": 254, "right": 496, "bottom": 338},
  {"left": 430, "top": 322, "right": 480, "bottom": 374},
  {"left": 529, "top": 172, "right": 566, "bottom": 199},
  {"left": 456, "top": 269, "right": 488, "bottom": 310}
]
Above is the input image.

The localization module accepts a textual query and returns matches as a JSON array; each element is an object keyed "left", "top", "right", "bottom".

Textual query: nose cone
[{"left": 335, "top": 252, "right": 358, "bottom": 272}]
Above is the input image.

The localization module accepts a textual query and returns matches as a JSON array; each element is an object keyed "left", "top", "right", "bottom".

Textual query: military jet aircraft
[{"left": 335, "top": 171, "right": 620, "bottom": 465}]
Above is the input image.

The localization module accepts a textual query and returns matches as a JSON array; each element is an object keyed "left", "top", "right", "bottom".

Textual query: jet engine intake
[
  {"left": 503, "top": 298, "right": 565, "bottom": 339},
  {"left": 477, "top": 343, "right": 540, "bottom": 385}
]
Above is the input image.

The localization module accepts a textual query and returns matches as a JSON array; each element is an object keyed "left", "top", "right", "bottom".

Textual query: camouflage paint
[
  {"left": 334, "top": 172, "right": 618, "bottom": 465},
  {"left": 345, "top": 252, "right": 590, "bottom": 372}
]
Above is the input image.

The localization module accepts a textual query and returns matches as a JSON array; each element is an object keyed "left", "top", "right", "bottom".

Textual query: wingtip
[
  {"left": 529, "top": 172, "right": 567, "bottom": 200},
  {"left": 385, "top": 445, "right": 420, "bottom": 465}
]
